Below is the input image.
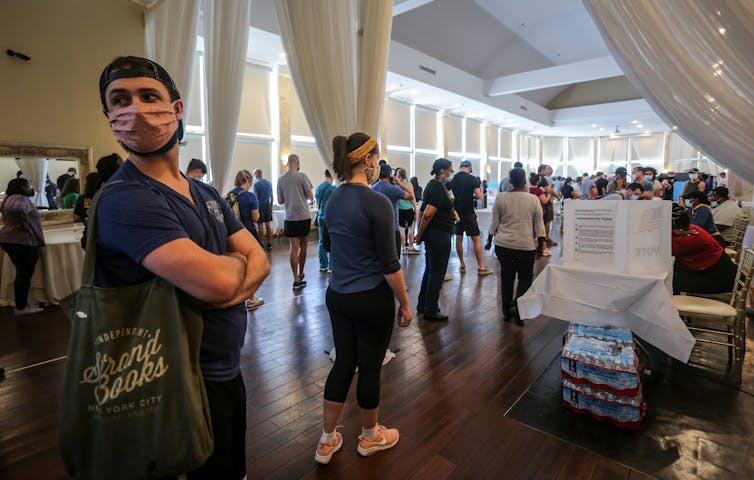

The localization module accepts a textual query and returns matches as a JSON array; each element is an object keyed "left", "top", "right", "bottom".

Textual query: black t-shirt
[
  {"left": 595, "top": 177, "right": 608, "bottom": 196},
  {"left": 561, "top": 184, "right": 574, "bottom": 200},
  {"left": 446, "top": 171, "right": 480, "bottom": 214},
  {"left": 421, "top": 179, "right": 454, "bottom": 233}
]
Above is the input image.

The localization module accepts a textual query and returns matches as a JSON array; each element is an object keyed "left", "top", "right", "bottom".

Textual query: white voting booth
[{"left": 518, "top": 200, "right": 695, "bottom": 362}]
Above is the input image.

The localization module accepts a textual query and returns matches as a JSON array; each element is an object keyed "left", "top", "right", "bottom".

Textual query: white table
[
  {"left": 271, "top": 208, "right": 318, "bottom": 233},
  {"left": 0, "top": 224, "right": 85, "bottom": 306},
  {"left": 517, "top": 263, "right": 695, "bottom": 363}
]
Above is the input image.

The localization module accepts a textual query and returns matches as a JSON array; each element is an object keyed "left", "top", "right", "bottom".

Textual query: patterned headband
[{"left": 346, "top": 137, "right": 377, "bottom": 164}]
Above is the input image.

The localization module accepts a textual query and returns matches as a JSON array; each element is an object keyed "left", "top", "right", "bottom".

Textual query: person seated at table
[
  {"left": 685, "top": 190, "right": 723, "bottom": 245},
  {"left": 709, "top": 186, "right": 742, "bottom": 244},
  {"left": 671, "top": 206, "right": 736, "bottom": 295}
]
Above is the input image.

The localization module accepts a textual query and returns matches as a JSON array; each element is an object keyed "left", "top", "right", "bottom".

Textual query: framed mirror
[{"left": 0, "top": 141, "right": 93, "bottom": 224}]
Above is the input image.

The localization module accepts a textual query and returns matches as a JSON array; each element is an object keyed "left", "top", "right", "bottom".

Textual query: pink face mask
[{"left": 108, "top": 102, "right": 178, "bottom": 154}]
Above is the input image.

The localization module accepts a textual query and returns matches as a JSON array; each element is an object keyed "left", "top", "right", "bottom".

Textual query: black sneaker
[
  {"left": 293, "top": 280, "right": 307, "bottom": 290},
  {"left": 423, "top": 312, "right": 448, "bottom": 321},
  {"left": 546, "top": 239, "right": 558, "bottom": 247},
  {"left": 266, "top": 243, "right": 272, "bottom": 251}
]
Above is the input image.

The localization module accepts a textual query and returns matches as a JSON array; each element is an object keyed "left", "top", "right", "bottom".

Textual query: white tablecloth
[
  {"left": 271, "top": 208, "right": 318, "bottom": 232},
  {"left": 0, "top": 224, "right": 85, "bottom": 306},
  {"left": 517, "top": 263, "right": 695, "bottom": 363}
]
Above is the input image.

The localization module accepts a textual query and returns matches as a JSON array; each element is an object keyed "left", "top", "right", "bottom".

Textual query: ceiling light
[
  {"left": 718, "top": 27, "right": 726, "bottom": 35},
  {"left": 599, "top": 128, "right": 605, "bottom": 131},
  {"left": 636, "top": 124, "right": 643, "bottom": 128},
  {"left": 591, "top": 124, "right": 597, "bottom": 128},
  {"left": 631, "top": 120, "right": 639, "bottom": 124},
  {"left": 672, "top": 125, "right": 678, "bottom": 130}
]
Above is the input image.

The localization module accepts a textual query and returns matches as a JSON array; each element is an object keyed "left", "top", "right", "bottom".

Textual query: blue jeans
[
  {"left": 317, "top": 217, "right": 330, "bottom": 269},
  {"left": 417, "top": 230, "right": 451, "bottom": 315}
]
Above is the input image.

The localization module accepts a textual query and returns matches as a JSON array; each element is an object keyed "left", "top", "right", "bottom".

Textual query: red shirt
[{"left": 672, "top": 224, "right": 723, "bottom": 270}]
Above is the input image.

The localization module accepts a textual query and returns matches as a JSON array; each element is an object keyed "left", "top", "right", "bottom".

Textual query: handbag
[{"left": 59, "top": 184, "right": 213, "bottom": 479}]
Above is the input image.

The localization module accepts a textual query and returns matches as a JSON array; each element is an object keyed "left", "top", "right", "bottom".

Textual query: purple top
[{"left": 0, "top": 195, "right": 45, "bottom": 247}]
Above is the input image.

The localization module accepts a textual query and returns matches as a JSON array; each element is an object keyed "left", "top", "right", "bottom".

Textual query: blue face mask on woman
[{"left": 685, "top": 199, "right": 694, "bottom": 208}]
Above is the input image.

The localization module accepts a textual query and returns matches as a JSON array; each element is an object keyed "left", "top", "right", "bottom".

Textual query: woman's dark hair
[
  {"left": 564, "top": 177, "right": 573, "bottom": 185},
  {"left": 687, "top": 190, "right": 710, "bottom": 205},
  {"left": 324, "top": 169, "right": 332, "bottom": 178},
  {"left": 529, "top": 173, "right": 540, "bottom": 187},
  {"left": 83, "top": 173, "right": 100, "bottom": 197},
  {"left": 5, "top": 178, "right": 29, "bottom": 196},
  {"left": 672, "top": 210, "right": 691, "bottom": 229},
  {"left": 510, "top": 168, "right": 527, "bottom": 188},
  {"left": 96, "top": 153, "right": 122, "bottom": 183},
  {"left": 62, "top": 177, "right": 80, "bottom": 196},
  {"left": 332, "top": 132, "right": 378, "bottom": 182},
  {"left": 396, "top": 167, "right": 407, "bottom": 180},
  {"left": 410, "top": 176, "right": 420, "bottom": 190}
]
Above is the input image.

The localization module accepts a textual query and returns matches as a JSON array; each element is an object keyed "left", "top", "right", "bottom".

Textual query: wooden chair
[
  {"left": 672, "top": 248, "right": 754, "bottom": 384},
  {"left": 724, "top": 214, "right": 749, "bottom": 262}
]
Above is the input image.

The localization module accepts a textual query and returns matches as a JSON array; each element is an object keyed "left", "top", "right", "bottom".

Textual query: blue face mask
[
  {"left": 630, "top": 194, "right": 640, "bottom": 200},
  {"left": 646, "top": 175, "right": 653, "bottom": 181},
  {"left": 685, "top": 199, "right": 694, "bottom": 208}
]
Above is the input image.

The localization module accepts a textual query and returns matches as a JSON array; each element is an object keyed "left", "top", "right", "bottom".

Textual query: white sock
[
  {"left": 320, "top": 429, "right": 337, "bottom": 444},
  {"left": 361, "top": 425, "right": 377, "bottom": 440}
]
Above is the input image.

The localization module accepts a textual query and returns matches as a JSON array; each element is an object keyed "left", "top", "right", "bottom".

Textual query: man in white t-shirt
[{"left": 709, "top": 186, "right": 742, "bottom": 242}]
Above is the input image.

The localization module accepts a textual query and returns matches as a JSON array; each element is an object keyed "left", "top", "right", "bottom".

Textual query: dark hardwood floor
[{"left": 0, "top": 225, "right": 652, "bottom": 479}]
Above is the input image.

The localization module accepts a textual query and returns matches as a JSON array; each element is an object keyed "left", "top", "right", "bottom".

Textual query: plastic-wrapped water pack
[
  {"left": 561, "top": 332, "right": 640, "bottom": 396},
  {"left": 566, "top": 324, "right": 634, "bottom": 345},
  {"left": 562, "top": 379, "right": 645, "bottom": 429}
]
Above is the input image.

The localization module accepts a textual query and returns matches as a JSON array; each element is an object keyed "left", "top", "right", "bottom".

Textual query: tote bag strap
[{"left": 80, "top": 180, "right": 124, "bottom": 287}]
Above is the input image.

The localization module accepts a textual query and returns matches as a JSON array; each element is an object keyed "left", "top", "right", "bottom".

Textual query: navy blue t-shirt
[
  {"left": 231, "top": 187, "right": 259, "bottom": 230},
  {"left": 253, "top": 178, "right": 273, "bottom": 206},
  {"left": 325, "top": 183, "right": 401, "bottom": 294},
  {"left": 95, "top": 160, "right": 246, "bottom": 382},
  {"left": 371, "top": 180, "right": 405, "bottom": 231}
]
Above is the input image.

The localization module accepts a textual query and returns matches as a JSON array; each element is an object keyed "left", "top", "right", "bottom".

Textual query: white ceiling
[{"left": 247, "top": 0, "right": 669, "bottom": 137}]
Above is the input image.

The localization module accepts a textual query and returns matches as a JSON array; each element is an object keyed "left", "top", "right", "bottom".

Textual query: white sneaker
[
  {"left": 444, "top": 273, "right": 453, "bottom": 281},
  {"left": 406, "top": 247, "right": 421, "bottom": 255},
  {"left": 245, "top": 296, "right": 264, "bottom": 310},
  {"left": 477, "top": 267, "right": 494, "bottom": 276},
  {"left": 14, "top": 305, "right": 43, "bottom": 316}
]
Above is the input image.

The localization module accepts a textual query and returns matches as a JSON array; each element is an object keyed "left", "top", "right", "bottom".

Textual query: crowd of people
[{"left": 0, "top": 56, "right": 746, "bottom": 478}]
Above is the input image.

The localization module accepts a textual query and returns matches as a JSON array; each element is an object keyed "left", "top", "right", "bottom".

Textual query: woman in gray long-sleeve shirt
[
  {"left": 0, "top": 178, "right": 45, "bottom": 315},
  {"left": 485, "top": 167, "right": 545, "bottom": 325}
]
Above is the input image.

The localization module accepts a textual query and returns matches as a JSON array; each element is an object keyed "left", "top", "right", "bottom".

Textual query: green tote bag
[{"left": 59, "top": 185, "right": 213, "bottom": 479}]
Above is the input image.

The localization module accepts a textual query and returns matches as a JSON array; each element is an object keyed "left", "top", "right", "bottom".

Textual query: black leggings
[
  {"left": 495, "top": 246, "right": 536, "bottom": 315},
  {"left": 1, "top": 243, "right": 40, "bottom": 309},
  {"left": 324, "top": 282, "right": 395, "bottom": 410}
]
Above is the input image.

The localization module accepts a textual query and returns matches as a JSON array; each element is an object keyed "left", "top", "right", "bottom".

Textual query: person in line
[
  {"left": 76, "top": 153, "right": 124, "bottom": 249},
  {"left": 96, "top": 56, "right": 269, "bottom": 479},
  {"left": 486, "top": 168, "right": 545, "bottom": 325},
  {"left": 685, "top": 190, "right": 723, "bottom": 245},
  {"left": 719, "top": 171, "right": 728, "bottom": 188},
  {"left": 372, "top": 164, "right": 414, "bottom": 259},
  {"left": 97, "top": 152, "right": 124, "bottom": 183},
  {"left": 632, "top": 167, "right": 655, "bottom": 199},
  {"left": 446, "top": 160, "right": 494, "bottom": 275},
  {"left": 560, "top": 177, "right": 577, "bottom": 201},
  {"left": 415, "top": 158, "right": 458, "bottom": 321},
  {"left": 56, "top": 167, "right": 76, "bottom": 196},
  {"left": 500, "top": 161, "right": 524, "bottom": 193},
  {"left": 0, "top": 178, "right": 45, "bottom": 315},
  {"left": 644, "top": 167, "right": 662, "bottom": 197},
  {"left": 277, "top": 154, "right": 314, "bottom": 289},
  {"left": 186, "top": 158, "right": 207, "bottom": 180},
  {"left": 73, "top": 173, "right": 100, "bottom": 224},
  {"left": 672, "top": 206, "right": 736, "bottom": 295},
  {"left": 315, "top": 169, "right": 337, "bottom": 271},
  {"left": 44, "top": 175, "right": 58, "bottom": 210},
  {"left": 607, "top": 167, "right": 628, "bottom": 193},
  {"left": 228, "top": 169, "right": 264, "bottom": 311},
  {"left": 252, "top": 169, "right": 274, "bottom": 250},
  {"left": 537, "top": 164, "right": 559, "bottom": 248},
  {"left": 60, "top": 177, "right": 80, "bottom": 209},
  {"left": 395, "top": 168, "right": 420, "bottom": 255},
  {"left": 315, "top": 132, "right": 411, "bottom": 464},
  {"left": 679, "top": 167, "right": 702, "bottom": 205},
  {"left": 599, "top": 182, "right": 645, "bottom": 200},
  {"left": 579, "top": 172, "right": 595, "bottom": 199},
  {"left": 528, "top": 173, "right": 552, "bottom": 256},
  {"left": 594, "top": 171, "right": 608, "bottom": 196},
  {"left": 709, "top": 187, "right": 742, "bottom": 244},
  {"left": 410, "top": 176, "right": 423, "bottom": 203}
]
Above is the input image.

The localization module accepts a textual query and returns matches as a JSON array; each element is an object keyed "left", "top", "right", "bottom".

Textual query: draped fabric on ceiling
[
  {"left": 202, "top": 0, "right": 251, "bottom": 193},
  {"left": 144, "top": 0, "right": 200, "bottom": 123},
  {"left": 629, "top": 133, "right": 664, "bottom": 170},
  {"left": 275, "top": 0, "right": 394, "bottom": 169},
  {"left": 567, "top": 137, "right": 594, "bottom": 179},
  {"left": 584, "top": 0, "right": 754, "bottom": 182},
  {"left": 541, "top": 137, "right": 565, "bottom": 176}
]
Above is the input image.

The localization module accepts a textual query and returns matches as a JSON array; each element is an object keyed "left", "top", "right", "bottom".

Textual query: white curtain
[
  {"left": 500, "top": 129, "right": 514, "bottom": 160},
  {"left": 598, "top": 137, "right": 628, "bottom": 175},
  {"left": 629, "top": 134, "right": 664, "bottom": 170},
  {"left": 667, "top": 133, "right": 699, "bottom": 172},
  {"left": 144, "top": 0, "right": 200, "bottom": 123},
  {"left": 584, "top": 0, "right": 754, "bottom": 182},
  {"left": 567, "top": 137, "right": 594, "bottom": 179},
  {"left": 276, "top": 0, "right": 393, "bottom": 169},
  {"left": 202, "top": 0, "right": 251, "bottom": 193},
  {"left": 542, "top": 137, "right": 565, "bottom": 176},
  {"left": 15, "top": 158, "right": 48, "bottom": 208}
]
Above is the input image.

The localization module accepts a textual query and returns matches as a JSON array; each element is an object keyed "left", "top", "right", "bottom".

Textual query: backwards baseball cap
[
  {"left": 99, "top": 56, "right": 183, "bottom": 142},
  {"left": 460, "top": 159, "right": 472, "bottom": 172},
  {"left": 431, "top": 158, "right": 452, "bottom": 176},
  {"left": 615, "top": 167, "right": 628, "bottom": 176}
]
